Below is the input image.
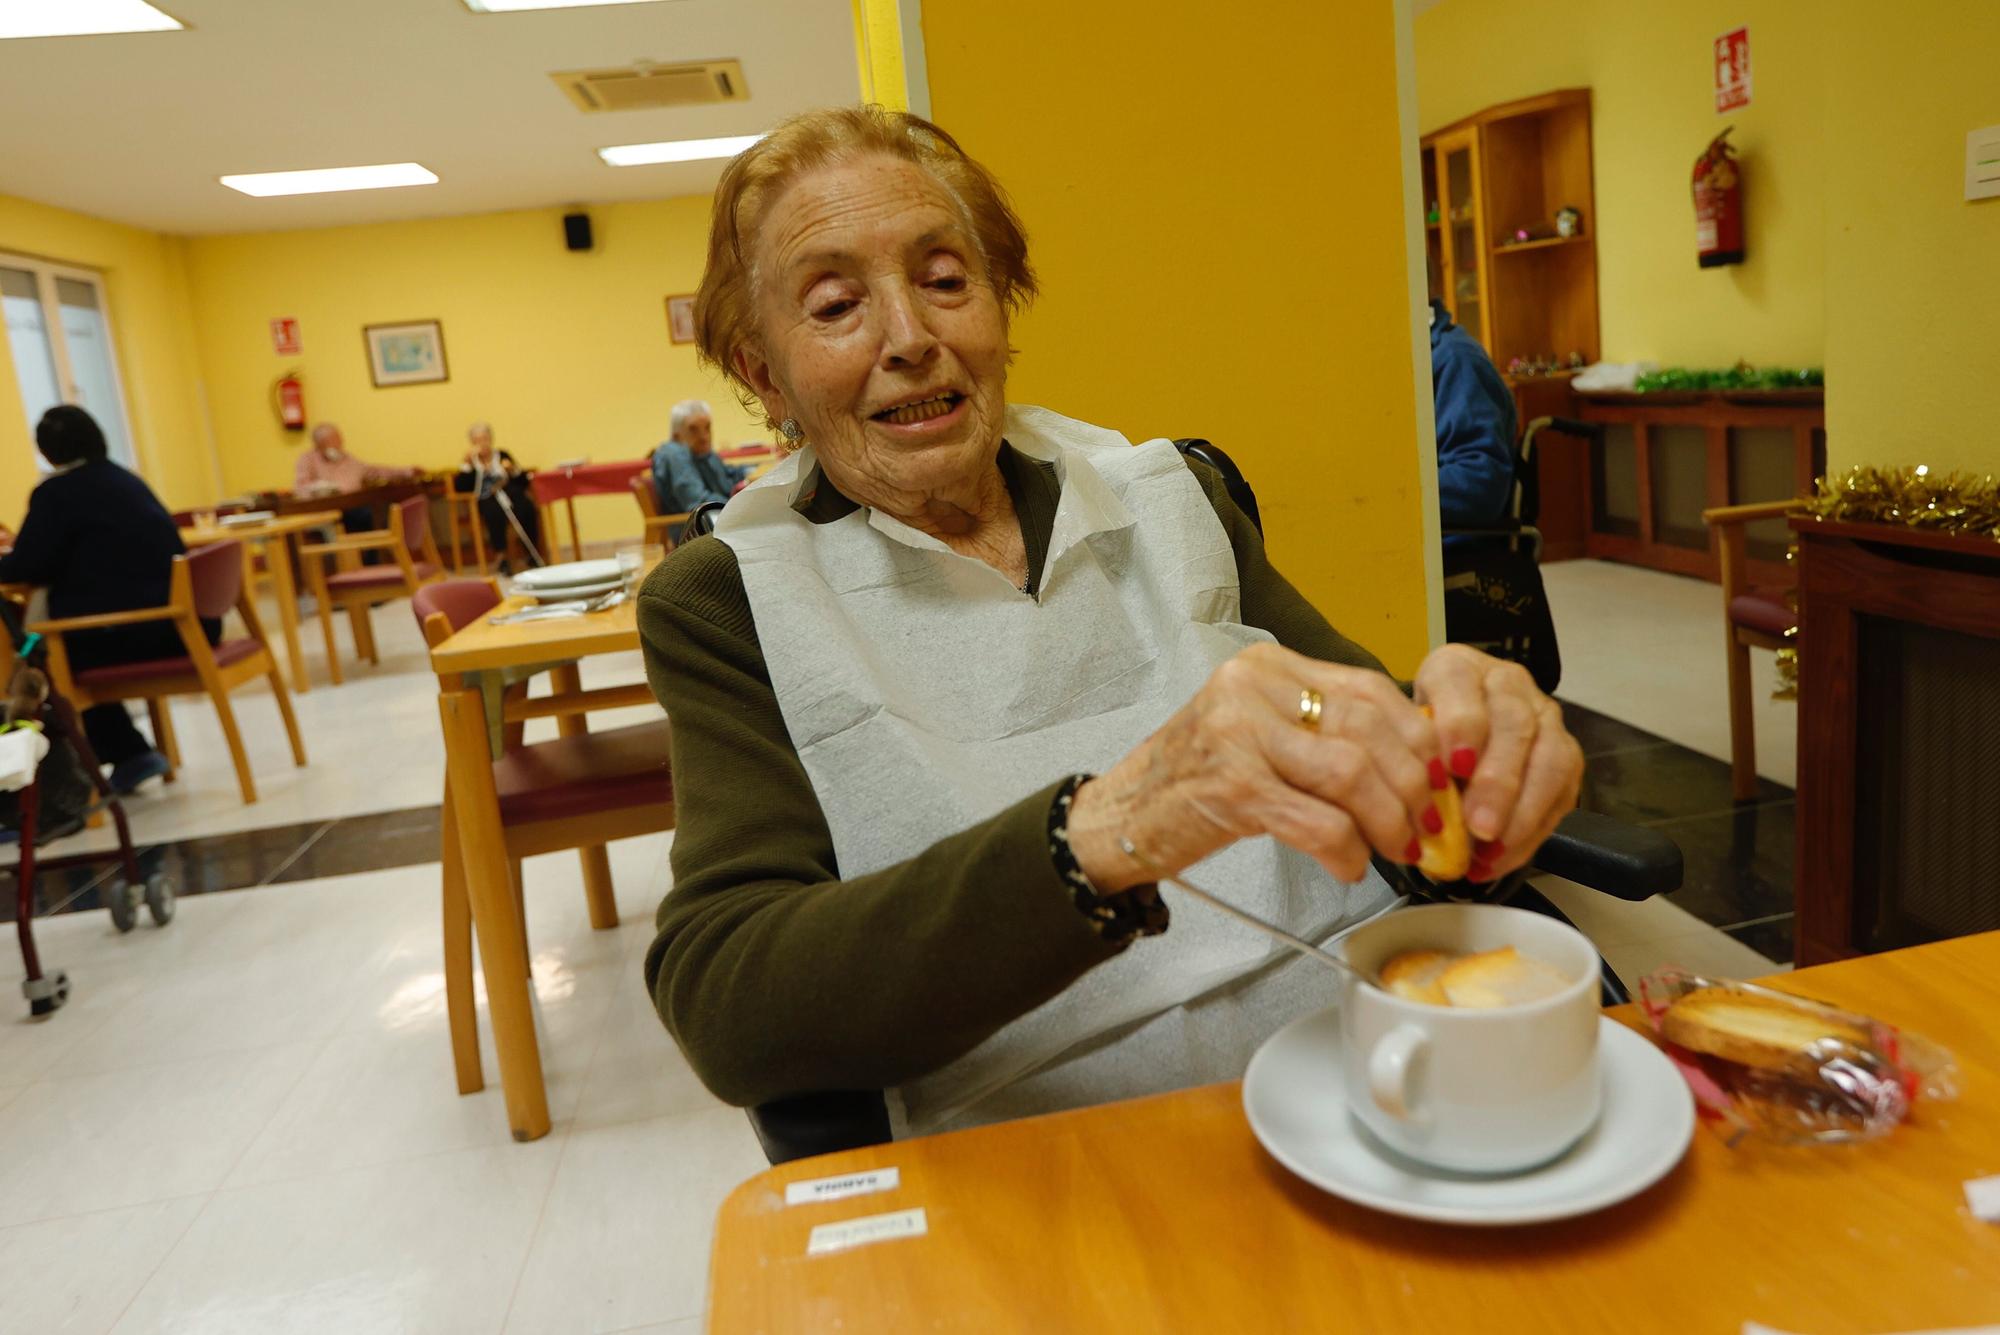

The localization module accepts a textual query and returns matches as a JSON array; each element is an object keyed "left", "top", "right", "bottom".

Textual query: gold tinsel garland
[{"left": 1771, "top": 465, "right": 2000, "bottom": 697}]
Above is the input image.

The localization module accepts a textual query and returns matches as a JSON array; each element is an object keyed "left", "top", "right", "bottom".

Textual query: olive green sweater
[{"left": 637, "top": 447, "right": 1385, "bottom": 1108}]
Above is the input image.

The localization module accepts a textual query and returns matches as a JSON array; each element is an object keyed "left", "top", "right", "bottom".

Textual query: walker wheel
[
  {"left": 24, "top": 969, "right": 70, "bottom": 1017},
  {"left": 107, "top": 878, "right": 140, "bottom": 934},
  {"left": 145, "top": 872, "right": 176, "bottom": 926}
]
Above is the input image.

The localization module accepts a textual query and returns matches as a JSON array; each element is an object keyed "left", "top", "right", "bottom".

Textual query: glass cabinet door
[{"left": 1442, "top": 137, "right": 1483, "bottom": 338}]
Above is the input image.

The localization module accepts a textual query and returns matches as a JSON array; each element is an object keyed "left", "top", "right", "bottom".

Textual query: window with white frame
[{"left": 0, "top": 253, "right": 137, "bottom": 472}]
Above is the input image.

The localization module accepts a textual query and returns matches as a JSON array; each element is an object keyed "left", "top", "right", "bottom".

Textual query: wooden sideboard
[
  {"left": 1794, "top": 517, "right": 2000, "bottom": 964},
  {"left": 1562, "top": 390, "right": 1824, "bottom": 586}
]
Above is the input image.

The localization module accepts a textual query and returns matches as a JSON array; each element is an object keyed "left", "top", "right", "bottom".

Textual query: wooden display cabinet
[{"left": 1421, "top": 89, "right": 1600, "bottom": 374}]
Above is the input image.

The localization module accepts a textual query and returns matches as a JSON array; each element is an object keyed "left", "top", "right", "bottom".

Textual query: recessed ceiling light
[
  {"left": 598, "top": 134, "right": 763, "bottom": 167},
  {"left": 462, "top": 0, "right": 667, "bottom": 12},
  {"left": 219, "top": 163, "right": 441, "bottom": 198},
  {"left": 0, "top": 0, "right": 183, "bottom": 39}
]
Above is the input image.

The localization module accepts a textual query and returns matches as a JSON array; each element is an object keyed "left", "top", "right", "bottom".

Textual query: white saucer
[
  {"left": 512, "top": 559, "right": 621, "bottom": 591},
  {"left": 219, "top": 510, "right": 275, "bottom": 526},
  {"left": 522, "top": 578, "right": 623, "bottom": 604},
  {"left": 1243, "top": 1010, "right": 1693, "bottom": 1226}
]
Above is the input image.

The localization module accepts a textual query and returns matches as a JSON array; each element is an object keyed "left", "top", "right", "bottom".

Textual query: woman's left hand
[{"left": 1412, "top": 644, "right": 1583, "bottom": 883}]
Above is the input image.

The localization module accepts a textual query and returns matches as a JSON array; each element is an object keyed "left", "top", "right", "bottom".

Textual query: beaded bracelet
[{"left": 1047, "top": 773, "right": 1170, "bottom": 944}]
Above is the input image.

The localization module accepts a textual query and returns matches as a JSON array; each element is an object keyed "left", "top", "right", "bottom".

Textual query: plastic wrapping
[{"left": 1637, "top": 969, "right": 1959, "bottom": 1146}]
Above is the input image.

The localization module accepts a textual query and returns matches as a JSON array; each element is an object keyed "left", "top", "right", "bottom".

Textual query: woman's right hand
[{"left": 1064, "top": 643, "right": 1444, "bottom": 893}]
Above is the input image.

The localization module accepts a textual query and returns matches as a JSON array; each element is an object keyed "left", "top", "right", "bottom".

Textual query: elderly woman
[
  {"left": 650, "top": 398, "right": 747, "bottom": 530},
  {"left": 639, "top": 107, "right": 1583, "bottom": 1137}
]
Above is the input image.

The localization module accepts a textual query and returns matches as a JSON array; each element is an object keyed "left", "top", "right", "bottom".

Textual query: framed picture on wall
[
  {"left": 665, "top": 294, "right": 697, "bottom": 345},
  {"left": 363, "top": 319, "right": 449, "bottom": 387}
]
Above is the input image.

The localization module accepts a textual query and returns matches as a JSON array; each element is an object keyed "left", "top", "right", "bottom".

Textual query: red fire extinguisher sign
[{"left": 1715, "top": 28, "right": 1751, "bottom": 113}]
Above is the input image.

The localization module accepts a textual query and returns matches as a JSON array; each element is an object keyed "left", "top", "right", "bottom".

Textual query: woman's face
[{"left": 737, "top": 154, "right": 1011, "bottom": 506}]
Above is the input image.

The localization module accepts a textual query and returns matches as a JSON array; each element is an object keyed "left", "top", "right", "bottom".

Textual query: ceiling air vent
[{"left": 552, "top": 60, "right": 748, "bottom": 113}]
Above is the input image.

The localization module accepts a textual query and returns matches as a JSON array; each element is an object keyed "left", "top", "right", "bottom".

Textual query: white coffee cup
[{"left": 1337, "top": 903, "right": 1602, "bottom": 1174}]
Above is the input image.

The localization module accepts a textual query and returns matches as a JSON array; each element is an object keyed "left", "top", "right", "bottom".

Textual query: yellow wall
[
  {"left": 915, "top": 0, "right": 1439, "bottom": 671},
  {"left": 182, "top": 196, "right": 766, "bottom": 544},
  {"left": 1416, "top": 0, "right": 1827, "bottom": 370},
  {"left": 1821, "top": 0, "right": 2000, "bottom": 473},
  {"left": 0, "top": 194, "right": 217, "bottom": 519}
]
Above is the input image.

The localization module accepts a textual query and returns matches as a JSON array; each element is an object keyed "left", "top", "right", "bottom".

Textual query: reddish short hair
[{"left": 695, "top": 105, "right": 1037, "bottom": 427}]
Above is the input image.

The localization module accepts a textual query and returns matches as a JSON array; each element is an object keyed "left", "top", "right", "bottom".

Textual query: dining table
[
  {"left": 427, "top": 581, "right": 659, "bottom": 1142},
  {"left": 178, "top": 509, "right": 340, "bottom": 692},
  {"left": 707, "top": 930, "right": 2000, "bottom": 1334}
]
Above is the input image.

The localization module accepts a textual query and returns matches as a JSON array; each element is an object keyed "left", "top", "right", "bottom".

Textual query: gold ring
[{"left": 1298, "top": 687, "right": 1324, "bottom": 730}]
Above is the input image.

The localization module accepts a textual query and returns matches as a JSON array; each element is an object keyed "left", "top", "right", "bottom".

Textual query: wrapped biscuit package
[{"left": 1637, "top": 970, "right": 1959, "bottom": 1146}]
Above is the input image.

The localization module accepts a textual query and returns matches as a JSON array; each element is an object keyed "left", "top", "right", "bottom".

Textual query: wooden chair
[
  {"left": 1702, "top": 500, "right": 1802, "bottom": 800},
  {"left": 414, "top": 579, "right": 675, "bottom": 1099},
  {"left": 302, "top": 495, "right": 446, "bottom": 685},
  {"left": 30, "top": 539, "right": 308, "bottom": 805},
  {"left": 630, "top": 473, "right": 690, "bottom": 549}
]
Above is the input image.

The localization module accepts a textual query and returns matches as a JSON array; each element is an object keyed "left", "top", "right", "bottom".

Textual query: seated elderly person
[
  {"left": 639, "top": 107, "right": 1582, "bottom": 1138},
  {"left": 650, "top": 399, "right": 746, "bottom": 535},
  {"left": 0, "top": 406, "right": 213, "bottom": 793},
  {"left": 453, "top": 422, "right": 542, "bottom": 572},
  {"left": 295, "top": 422, "right": 420, "bottom": 531}
]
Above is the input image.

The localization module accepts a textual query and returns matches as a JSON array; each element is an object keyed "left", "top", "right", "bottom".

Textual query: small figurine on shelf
[
  {"left": 1564, "top": 351, "right": 1587, "bottom": 370},
  {"left": 1427, "top": 201, "right": 1441, "bottom": 225},
  {"left": 1556, "top": 206, "right": 1583, "bottom": 238}
]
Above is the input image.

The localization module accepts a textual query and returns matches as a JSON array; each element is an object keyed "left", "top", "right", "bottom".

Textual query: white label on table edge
[
  {"left": 806, "top": 1207, "right": 927, "bottom": 1256},
  {"left": 785, "top": 1166, "right": 900, "bottom": 1207},
  {"left": 1965, "top": 1173, "right": 2000, "bottom": 1223}
]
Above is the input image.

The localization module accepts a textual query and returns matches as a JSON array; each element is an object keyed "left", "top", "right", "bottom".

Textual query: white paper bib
[{"left": 718, "top": 404, "right": 1395, "bottom": 1131}]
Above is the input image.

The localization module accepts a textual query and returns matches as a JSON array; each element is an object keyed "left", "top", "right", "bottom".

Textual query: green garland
[{"left": 1634, "top": 364, "right": 1824, "bottom": 393}]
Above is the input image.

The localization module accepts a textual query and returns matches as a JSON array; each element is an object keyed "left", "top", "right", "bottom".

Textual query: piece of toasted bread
[
  {"left": 1438, "top": 946, "right": 1572, "bottom": 1009},
  {"left": 1379, "top": 948, "right": 1455, "bottom": 1005},
  {"left": 1418, "top": 776, "right": 1473, "bottom": 881},
  {"left": 1660, "top": 987, "right": 1874, "bottom": 1072}
]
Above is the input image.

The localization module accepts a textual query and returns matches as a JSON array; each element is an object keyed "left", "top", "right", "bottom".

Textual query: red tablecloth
[{"left": 528, "top": 459, "right": 652, "bottom": 505}]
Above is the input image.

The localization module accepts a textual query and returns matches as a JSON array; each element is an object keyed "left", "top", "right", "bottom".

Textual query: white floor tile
[
  {"left": 112, "top": 1141, "right": 564, "bottom": 1335},
  {"left": 0, "top": 1042, "right": 315, "bottom": 1228},
  {"left": 1602, "top": 926, "right": 1783, "bottom": 992},
  {"left": 1545, "top": 560, "right": 1797, "bottom": 788},
  {"left": 0, "top": 1195, "right": 207, "bottom": 1335},
  {"left": 605, "top": 1321, "right": 702, "bottom": 1335},
  {"left": 501, "top": 1107, "right": 767, "bottom": 1335},
  {"left": 1532, "top": 874, "right": 1711, "bottom": 947}
]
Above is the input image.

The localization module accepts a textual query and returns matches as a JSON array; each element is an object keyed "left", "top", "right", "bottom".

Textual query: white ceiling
[{"left": 0, "top": 0, "right": 859, "bottom": 235}]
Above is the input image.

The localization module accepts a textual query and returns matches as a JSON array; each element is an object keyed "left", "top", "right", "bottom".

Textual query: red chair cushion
[
  {"left": 1728, "top": 585, "right": 1797, "bottom": 637},
  {"left": 325, "top": 561, "right": 442, "bottom": 591},
  {"left": 76, "top": 637, "right": 263, "bottom": 690},
  {"left": 494, "top": 720, "right": 673, "bottom": 826}
]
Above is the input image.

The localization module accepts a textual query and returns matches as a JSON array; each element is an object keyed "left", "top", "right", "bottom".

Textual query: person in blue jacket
[
  {"left": 1429, "top": 299, "right": 1516, "bottom": 539},
  {"left": 651, "top": 400, "right": 747, "bottom": 538}
]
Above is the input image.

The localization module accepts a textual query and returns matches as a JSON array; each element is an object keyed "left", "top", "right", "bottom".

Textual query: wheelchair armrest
[
  {"left": 1530, "top": 809, "right": 1682, "bottom": 902},
  {"left": 747, "top": 1089, "right": 893, "bottom": 1165}
]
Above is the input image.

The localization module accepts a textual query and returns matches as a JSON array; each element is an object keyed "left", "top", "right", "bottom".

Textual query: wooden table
[
  {"left": 428, "top": 589, "right": 657, "bottom": 1141},
  {"left": 529, "top": 460, "right": 653, "bottom": 563},
  {"left": 179, "top": 510, "right": 340, "bottom": 693},
  {"left": 710, "top": 932, "right": 2000, "bottom": 1334}
]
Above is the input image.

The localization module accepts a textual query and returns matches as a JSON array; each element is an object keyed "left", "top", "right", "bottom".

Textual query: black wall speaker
[{"left": 563, "top": 212, "right": 594, "bottom": 252}]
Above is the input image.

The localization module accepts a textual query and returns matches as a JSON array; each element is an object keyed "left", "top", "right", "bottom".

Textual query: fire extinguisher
[
  {"left": 1693, "top": 127, "right": 1745, "bottom": 268},
  {"left": 272, "top": 371, "right": 306, "bottom": 431}
]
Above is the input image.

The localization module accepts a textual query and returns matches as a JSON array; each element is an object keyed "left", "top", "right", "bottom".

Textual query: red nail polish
[
  {"left": 1474, "top": 838, "right": 1506, "bottom": 860},
  {"left": 1421, "top": 805, "right": 1443, "bottom": 835},
  {"left": 1402, "top": 838, "right": 1421, "bottom": 862},
  {"left": 1427, "top": 757, "right": 1449, "bottom": 791},
  {"left": 1451, "top": 747, "right": 1478, "bottom": 780},
  {"left": 1468, "top": 859, "right": 1494, "bottom": 883}
]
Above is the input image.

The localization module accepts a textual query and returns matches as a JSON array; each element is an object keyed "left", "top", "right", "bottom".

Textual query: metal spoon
[{"left": 1117, "top": 837, "right": 1364, "bottom": 982}]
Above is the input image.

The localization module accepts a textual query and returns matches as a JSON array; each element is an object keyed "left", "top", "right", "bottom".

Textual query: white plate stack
[{"left": 510, "top": 559, "right": 625, "bottom": 604}]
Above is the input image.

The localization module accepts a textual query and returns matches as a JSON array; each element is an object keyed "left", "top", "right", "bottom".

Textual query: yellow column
[
  {"left": 890, "top": 0, "right": 1442, "bottom": 671},
  {"left": 851, "top": 0, "right": 911, "bottom": 112}
]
